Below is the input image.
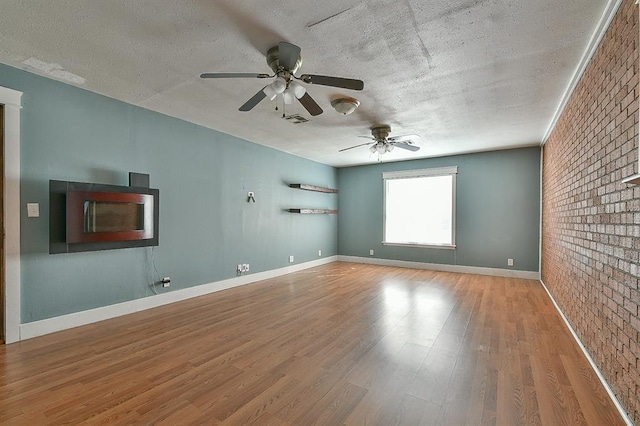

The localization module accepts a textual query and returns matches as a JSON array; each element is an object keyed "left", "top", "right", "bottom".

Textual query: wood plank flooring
[{"left": 0, "top": 262, "right": 625, "bottom": 425}]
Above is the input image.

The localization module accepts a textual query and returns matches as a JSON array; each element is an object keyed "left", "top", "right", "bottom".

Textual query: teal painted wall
[
  {"left": 337, "top": 147, "right": 541, "bottom": 271},
  {"left": 0, "top": 64, "right": 338, "bottom": 323}
]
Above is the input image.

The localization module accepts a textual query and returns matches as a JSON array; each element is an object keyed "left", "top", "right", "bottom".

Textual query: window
[{"left": 383, "top": 166, "right": 457, "bottom": 248}]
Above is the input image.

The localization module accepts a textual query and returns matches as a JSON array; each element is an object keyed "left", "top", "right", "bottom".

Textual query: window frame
[{"left": 382, "top": 166, "right": 458, "bottom": 249}]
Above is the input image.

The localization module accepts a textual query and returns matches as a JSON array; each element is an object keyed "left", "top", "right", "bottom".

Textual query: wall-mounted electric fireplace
[{"left": 49, "top": 174, "right": 159, "bottom": 254}]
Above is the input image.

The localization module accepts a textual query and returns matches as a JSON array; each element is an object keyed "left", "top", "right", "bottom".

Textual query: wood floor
[{"left": 0, "top": 262, "right": 624, "bottom": 425}]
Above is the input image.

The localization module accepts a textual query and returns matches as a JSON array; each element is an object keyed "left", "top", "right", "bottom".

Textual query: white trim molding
[
  {"left": 338, "top": 255, "right": 540, "bottom": 280},
  {"left": 382, "top": 166, "right": 458, "bottom": 179},
  {"left": 19, "top": 256, "right": 338, "bottom": 341},
  {"left": 539, "top": 279, "right": 633, "bottom": 425},
  {"left": 541, "top": 0, "right": 624, "bottom": 144},
  {"left": 1, "top": 85, "right": 22, "bottom": 344}
]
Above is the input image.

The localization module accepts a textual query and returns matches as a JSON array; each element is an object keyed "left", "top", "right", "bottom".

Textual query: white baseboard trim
[
  {"left": 19, "top": 256, "right": 338, "bottom": 341},
  {"left": 539, "top": 279, "right": 633, "bottom": 426},
  {"left": 338, "top": 256, "right": 540, "bottom": 280}
]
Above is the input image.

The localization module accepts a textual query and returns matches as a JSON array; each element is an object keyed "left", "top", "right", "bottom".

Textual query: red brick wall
[{"left": 542, "top": 0, "right": 639, "bottom": 422}]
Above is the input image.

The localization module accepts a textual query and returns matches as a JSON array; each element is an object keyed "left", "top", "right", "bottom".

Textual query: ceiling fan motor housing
[
  {"left": 267, "top": 45, "right": 302, "bottom": 75},
  {"left": 371, "top": 125, "right": 391, "bottom": 140}
]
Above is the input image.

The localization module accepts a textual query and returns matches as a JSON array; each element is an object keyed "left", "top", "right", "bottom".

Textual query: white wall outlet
[
  {"left": 161, "top": 277, "right": 171, "bottom": 288},
  {"left": 237, "top": 264, "right": 243, "bottom": 273},
  {"left": 369, "top": 249, "right": 374, "bottom": 256},
  {"left": 289, "top": 255, "right": 294, "bottom": 263},
  {"left": 318, "top": 250, "right": 322, "bottom": 257},
  {"left": 243, "top": 263, "right": 250, "bottom": 272},
  {"left": 27, "top": 203, "right": 40, "bottom": 218},
  {"left": 507, "top": 258, "right": 514, "bottom": 267}
]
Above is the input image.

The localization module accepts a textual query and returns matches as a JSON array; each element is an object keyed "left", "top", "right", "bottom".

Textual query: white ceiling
[{"left": 0, "top": 1, "right": 609, "bottom": 167}]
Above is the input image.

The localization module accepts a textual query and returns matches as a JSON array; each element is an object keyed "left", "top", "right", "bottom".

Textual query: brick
[{"left": 541, "top": 1, "right": 639, "bottom": 423}]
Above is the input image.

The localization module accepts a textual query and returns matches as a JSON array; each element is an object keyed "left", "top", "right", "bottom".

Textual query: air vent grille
[{"left": 283, "top": 114, "right": 309, "bottom": 124}]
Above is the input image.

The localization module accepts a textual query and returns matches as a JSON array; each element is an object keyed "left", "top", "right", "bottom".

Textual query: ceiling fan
[
  {"left": 339, "top": 125, "right": 421, "bottom": 154},
  {"left": 200, "top": 41, "right": 364, "bottom": 116}
]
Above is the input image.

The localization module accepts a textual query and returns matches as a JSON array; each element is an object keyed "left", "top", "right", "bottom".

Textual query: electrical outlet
[
  {"left": 243, "top": 263, "right": 250, "bottom": 272},
  {"left": 161, "top": 277, "right": 171, "bottom": 288},
  {"left": 289, "top": 255, "right": 294, "bottom": 263},
  {"left": 370, "top": 249, "right": 374, "bottom": 256},
  {"left": 318, "top": 250, "right": 322, "bottom": 257},
  {"left": 507, "top": 258, "right": 514, "bottom": 267},
  {"left": 237, "top": 264, "right": 243, "bottom": 273}
]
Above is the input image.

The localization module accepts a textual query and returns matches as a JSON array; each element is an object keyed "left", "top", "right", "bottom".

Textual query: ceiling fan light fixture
[
  {"left": 282, "top": 90, "right": 295, "bottom": 105},
  {"left": 386, "top": 143, "right": 394, "bottom": 152},
  {"left": 270, "top": 77, "right": 287, "bottom": 94},
  {"left": 331, "top": 98, "right": 360, "bottom": 115},
  {"left": 263, "top": 84, "right": 277, "bottom": 100},
  {"left": 288, "top": 81, "right": 306, "bottom": 99}
]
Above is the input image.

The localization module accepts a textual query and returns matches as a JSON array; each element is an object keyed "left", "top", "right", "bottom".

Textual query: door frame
[{"left": 1, "top": 85, "right": 22, "bottom": 344}]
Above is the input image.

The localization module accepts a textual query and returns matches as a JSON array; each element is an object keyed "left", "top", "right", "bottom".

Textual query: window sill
[{"left": 382, "top": 242, "right": 457, "bottom": 250}]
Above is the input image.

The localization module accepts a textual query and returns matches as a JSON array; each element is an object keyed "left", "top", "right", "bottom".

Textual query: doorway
[{"left": 0, "top": 86, "right": 20, "bottom": 344}]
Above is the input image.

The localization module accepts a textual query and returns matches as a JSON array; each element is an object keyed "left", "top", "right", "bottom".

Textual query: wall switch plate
[
  {"left": 289, "top": 255, "right": 294, "bottom": 263},
  {"left": 507, "top": 258, "right": 514, "bottom": 266},
  {"left": 27, "top": 203, "right": 40, "bottom": 218},
  {"left": 370, "top": 249, "right": 374, "bottom": 256}
]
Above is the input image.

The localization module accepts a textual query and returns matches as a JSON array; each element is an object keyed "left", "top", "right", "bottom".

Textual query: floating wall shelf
[
  {"left": 288, "top": 183, "right": 338, "bottom": 194},
  {"left": 287, "top": 209, "right": 338, "bottom": 214},
  {"left": 287, "top": 183, "right": 338, "bottom": 214}
]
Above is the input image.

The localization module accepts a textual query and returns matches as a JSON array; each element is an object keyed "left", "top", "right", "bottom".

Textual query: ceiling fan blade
[
  {"left": 393, "top": 142, "right": 420, "bottom": 152},
  {"left": 339, "top": 142, "right": 373, "bottom": 152},
  {"left": 388, "top": 134, "right": 420, "bottom": 143},
  {"left": 299, "top": 74, "right": 364, "bottom": 91},
  {"left": 239, "top": 87, "right": 268, "bottom": 111},
  {"left": 279, "top": 42, "right": 301, "bottom": 70},
  {"left": 298, "top": 93, "right": 323, "bottom": 116},
  {"left": 200, "top": 73, "right": 271, "bottom": 79}
]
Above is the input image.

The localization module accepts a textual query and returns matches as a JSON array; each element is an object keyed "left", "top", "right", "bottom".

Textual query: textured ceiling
[{"left": 0, "top": 1, "right": 609, "bottom": 167}]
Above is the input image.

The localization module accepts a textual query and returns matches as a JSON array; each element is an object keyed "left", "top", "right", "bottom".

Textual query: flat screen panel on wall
[{"left": 49, "top": 179, "right": 159, "bottom": 254}]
